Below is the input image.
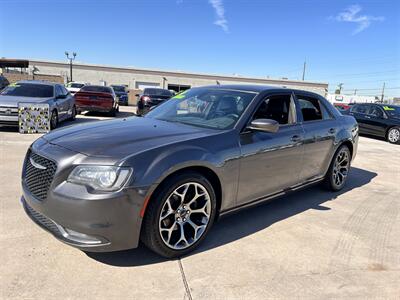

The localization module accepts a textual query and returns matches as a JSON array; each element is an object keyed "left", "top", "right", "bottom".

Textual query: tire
[
  {"left": 324, "top": 145, "right": 351, "bottom": 191},
  {"left": 387, "top": 127, "right": 400, "bottom": 144},
  {"left": 141, "top": 172, "right": 217, "bottom": 258},
  {"left": 70, "top": 105, "right": 77, "bottom": 121},
  {"left": 50, "top": 110, "right": 58, "bottom": 130},
  {"left": 108, "top": 108, "right": 116, "bottom": 117}
]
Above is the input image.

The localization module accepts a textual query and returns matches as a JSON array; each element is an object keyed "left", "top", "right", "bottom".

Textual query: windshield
[
  {"left": 81, "top": 86, "right": 112, "bottom": 93},
  {"left": 383, "top": 105, "right": 400, "bottom": 117},
  {"left": 145, "top": 88, "right": 257, "bottom": 130},
  {"left": 0, "top": 83, "right": 54, "bottom": 98},
  {"left": 68, "top": 83, "right": 84, "bottom": 88},
  {"left": 144, "top": 88, "right": 172, "bottom": 96},
  {"left": 112, "top": 86, "right": 126, "bottom": 92}
]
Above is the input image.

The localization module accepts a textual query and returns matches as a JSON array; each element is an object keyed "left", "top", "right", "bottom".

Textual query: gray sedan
[
  {"left": 21, "top": 85, "right": 358, "bottom": 258},
  {"left": 0, "top": 80, "right": 76, "bottom": 129}
]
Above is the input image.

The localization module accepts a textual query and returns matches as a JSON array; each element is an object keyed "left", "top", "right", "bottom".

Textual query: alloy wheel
[
  {"left": 388, "top": 128, "right": 400, "bottom": 143},
  {"left": 332, "top": 149, "right": 350, "bottom": 187},
  {"left": 158, "top": 182, "right": 211, "bottom": 250}
]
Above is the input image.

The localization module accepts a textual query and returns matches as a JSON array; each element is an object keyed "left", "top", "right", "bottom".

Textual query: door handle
[
  {"left": 329, "top": 128, "right": 336, "bottom": 134},
  {"left": 291, "top": 135, "right": 301, "bottom": 142}
]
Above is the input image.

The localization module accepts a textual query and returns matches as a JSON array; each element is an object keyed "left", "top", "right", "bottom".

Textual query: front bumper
[
  {"left": 21, "top": 144, "right": 149, "bottom": 252},
  {"left": 0, "top": 115, "right": 18, "bottom": 126}
]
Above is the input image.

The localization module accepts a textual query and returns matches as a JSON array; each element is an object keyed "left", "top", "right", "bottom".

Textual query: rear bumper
[{"left": 77, "top": 106, "right": 112, "bottom": 113}]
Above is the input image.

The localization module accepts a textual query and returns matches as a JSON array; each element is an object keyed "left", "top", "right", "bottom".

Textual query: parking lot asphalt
[{"left": 1, "top": 106, "right": 399, "bottom": 299}]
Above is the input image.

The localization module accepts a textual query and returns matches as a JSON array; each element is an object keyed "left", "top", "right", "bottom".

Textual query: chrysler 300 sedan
[{"left": 21, "top": 85, "right": 358, "bottom": 258}]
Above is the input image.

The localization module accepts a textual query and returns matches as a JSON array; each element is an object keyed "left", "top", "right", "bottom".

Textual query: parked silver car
[{"left": 0, "top": 80, "right": 76, "bottom": 129}]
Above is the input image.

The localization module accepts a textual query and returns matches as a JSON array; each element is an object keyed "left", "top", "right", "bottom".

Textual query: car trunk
[{"left": 75, "top": 91, "right": 113, "bottom": 109}]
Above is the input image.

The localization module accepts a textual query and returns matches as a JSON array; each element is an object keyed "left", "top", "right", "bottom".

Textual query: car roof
[
  {"left": 17, "top": 80, "right": 59, "bottom": 86},
  {"left": 199, "top": 84, "right": 324, "bottom": 97}
]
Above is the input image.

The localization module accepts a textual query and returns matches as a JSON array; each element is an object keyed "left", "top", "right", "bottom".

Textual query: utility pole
[
  {"left": 302, "top": 59, "right": 306, "bottom": 81},
  {"left": 65, "top": 51, "right": 77, "bottom": 82},
  {"left": 381, "top": 82, "right": 385, "bottom": 103},
  {"left": 354, "top": 89, "right": 357, "bottom": 95}
]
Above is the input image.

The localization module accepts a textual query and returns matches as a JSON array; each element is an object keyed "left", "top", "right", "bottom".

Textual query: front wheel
[
  {"left": 387, "top": 127, "right": 400, "bottom": 144},
  {"left": 50, "top": 110, "right": 58, "bottom": 130},
  {"left": 324, "top": 145, "right": 351, "bottom": 191},
  {"left": 141, "top": 172, "right": 217, "bottom": 258}
]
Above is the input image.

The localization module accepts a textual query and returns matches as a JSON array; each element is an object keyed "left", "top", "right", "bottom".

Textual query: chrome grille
[
  {"left": 0, "top": 106, "right": 18, "bottom": 116},
  {"left": 23, "top": 200, "right": 62, "bottom": 236},
  {"left": 24, "top": 151, "right": 57, "bottom": 201}
]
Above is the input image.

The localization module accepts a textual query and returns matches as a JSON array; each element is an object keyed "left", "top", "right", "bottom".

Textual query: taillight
[{"left": 141, "top": 96, "right": 151, "bottom": 103}]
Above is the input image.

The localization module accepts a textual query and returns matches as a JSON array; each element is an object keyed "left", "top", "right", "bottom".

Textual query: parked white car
[{"left": 66, "top": 82, "right": 85, "bottom": 95}]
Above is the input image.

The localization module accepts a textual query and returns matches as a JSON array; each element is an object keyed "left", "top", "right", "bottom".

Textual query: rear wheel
[
  {"left": 50, "top": 110, "right": 58, "bottom": 130},
  {"left": 70, "top": 105, "right": 77, "bottom": 121},
  {"left": 141, "top": 172, "right": 217, "bottom": 258},
  {"left": 387, "top": 127, "right": 400, "bottom": 144},
  {"left": 108, "top": 108, "right": 116, "bottom": 117},
  {"left": 324, "top": 145, "right": 351, "bottom": 191}
]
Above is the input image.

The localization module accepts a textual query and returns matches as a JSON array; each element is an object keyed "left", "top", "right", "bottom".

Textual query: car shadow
[
  {"left": 87, "top": 166, "right": 377, "bottom": 267},
  {"left": 360, "top": 133, "right": 387, "bottom": 142}
]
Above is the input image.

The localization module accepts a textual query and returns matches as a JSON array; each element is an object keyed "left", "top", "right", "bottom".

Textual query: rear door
[
  {"left": 364, "top": 105, "right": 387, "bottom": 137},
  {"left": 294, "top": 93, "right": 337, "bottom": 181},
  {"left": 348, "top": 104, "right": 371, "bottom": 134}
]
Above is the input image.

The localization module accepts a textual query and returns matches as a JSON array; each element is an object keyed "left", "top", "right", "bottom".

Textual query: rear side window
[
  {"left": 351, "top": 104, "right": 369, "bottom": 114},
  {"left": 81, "top": 86, "right": 112, "bottom": 93},
  {"left": 144, "top": 88, "right": 172, "bottom": 96},
  {"left": 296, "top": 95, "right": 331, "bottom": 122}
]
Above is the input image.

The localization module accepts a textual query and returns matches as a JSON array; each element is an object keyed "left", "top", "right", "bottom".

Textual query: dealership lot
[{"left": 1, "top": 107, "right": 399, "bottom": 299}]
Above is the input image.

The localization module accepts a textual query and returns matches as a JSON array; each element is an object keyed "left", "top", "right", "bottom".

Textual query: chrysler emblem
[
  {"left": 30, "top": 157, "right": 46, "bottom": 170},
  {"left": 5, "top": 108, "right": 12, "bottom": 115}
]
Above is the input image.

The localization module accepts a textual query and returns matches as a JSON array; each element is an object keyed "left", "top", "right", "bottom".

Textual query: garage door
[{"left": 135, "top": 82, "right": 160, "bottom": 90}]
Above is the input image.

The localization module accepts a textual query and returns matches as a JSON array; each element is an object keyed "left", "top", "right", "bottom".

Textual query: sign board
[{"left": 18, "top": 103, "right": 50, "bottom": 134}]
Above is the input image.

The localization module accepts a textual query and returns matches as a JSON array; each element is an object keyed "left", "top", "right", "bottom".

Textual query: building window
[{"left": 168, "top": 84, "right": 191, "bottom": 93}]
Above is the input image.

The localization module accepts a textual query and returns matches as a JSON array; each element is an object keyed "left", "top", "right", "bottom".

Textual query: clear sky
[{"left": 1, "top": 0, "right": 399, "bottom": 97}]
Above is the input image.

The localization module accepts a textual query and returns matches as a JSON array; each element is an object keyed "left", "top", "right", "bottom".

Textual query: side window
[
  {"left": 296, "top": 95, "right": 331, "bottom": 122},
  {"left": 55, "top": 85, "right": 63, "bottom": 97},
  {"left": 252, "top": 94, "right": 295, "bottom": 125},
  {"left": 61, "top": 86, "right": 69, "bottom": 95},
  {"left": 369, "top": 106, "right": 384, "bottom": 118},
  {"left": 351, "top": 104, "right": 369, "bottom": 114}
]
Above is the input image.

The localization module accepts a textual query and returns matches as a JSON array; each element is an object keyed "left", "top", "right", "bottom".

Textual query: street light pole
[{"left": 65, "top": 51, "right": 77, "bottom": 83}]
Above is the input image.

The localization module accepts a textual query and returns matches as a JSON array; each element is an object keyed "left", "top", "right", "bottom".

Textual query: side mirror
[{"left": 247, "top": 118, "right": 279, "bottom": 133}]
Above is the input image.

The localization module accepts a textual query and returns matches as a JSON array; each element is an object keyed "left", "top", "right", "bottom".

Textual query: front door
[{"left": 237, "top": 93, "right": 304, "bottom": 205}]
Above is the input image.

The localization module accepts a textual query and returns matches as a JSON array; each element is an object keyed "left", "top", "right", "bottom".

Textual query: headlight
[{"left": 67, "top": 166, "right": 132, "bottom": 191}]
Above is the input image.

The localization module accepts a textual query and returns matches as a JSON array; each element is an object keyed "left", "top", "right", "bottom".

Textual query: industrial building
[{"left": 1, "top": 58, "right": 328, "bottom": 104}]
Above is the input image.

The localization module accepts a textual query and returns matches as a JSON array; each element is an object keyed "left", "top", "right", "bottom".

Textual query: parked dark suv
[
  {"left": 346, "top": 103, "right": 400, "bottom": 144},
  {"left": 21, "top": 85, "right": 358, "bottom": 258},
  {"left": 136, "top": 88, "right": 173, "bottom": 116}
]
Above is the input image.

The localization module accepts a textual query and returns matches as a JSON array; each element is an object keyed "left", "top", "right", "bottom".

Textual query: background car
[
  {"left": 74, "top": 85, "right": 119, "bottom": 116},
  {"left": 345, "top": 103, "right": 400, "bottom": 144},
  {"left": 334, "top": 103, "right": 351, "bottom": 111},
  {"left": 0, "top": 74, "right": 10, "bottom": 91},
  {"left": 21, "top": 85, "right": 358, "bottom": 258},
  {"left": 0, "top": 80, "right": 76, "bottom": 129},
  {"left": 66, "top": 82, "right": 85, "bottom": 95},
  {"left": 111, "top": 85, "right": 129, "bottom": 106},
  {"left": 136, "top": 88, "right": 173, "bottom": 116}
]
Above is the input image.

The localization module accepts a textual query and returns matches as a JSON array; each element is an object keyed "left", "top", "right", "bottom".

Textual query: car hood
[
  {"left": 0, "top": 95, "right": 53, "bottom": 107},
  {"left": 42, "top": 117, "right": 216, "bottom": 159}
]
